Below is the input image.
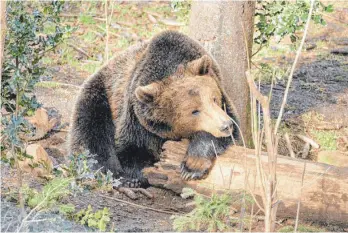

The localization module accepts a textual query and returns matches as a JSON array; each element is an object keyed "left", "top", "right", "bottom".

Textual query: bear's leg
[
  {"left": 70, "top": 76, "right": 123, "bottom": 176},
  {"left": 181, "top": 131, "right": 232, "bottom": 180},
  {"left": 114, "top": 144, "right": 159, "bottom": 188}
]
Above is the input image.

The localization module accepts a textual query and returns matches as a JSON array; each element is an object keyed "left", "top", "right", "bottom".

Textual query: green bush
[
  {"left": 1, "top": 1, "right": 71, "bottom": 165},
  {"left": 74, "top": 205, "right": 111, "bottom": 232},
  {"left": 255, "top": 0, "right": 333, "bottom": 46},
  {"left": 172, "top": 193, "right": 235, "bottom": 231}
]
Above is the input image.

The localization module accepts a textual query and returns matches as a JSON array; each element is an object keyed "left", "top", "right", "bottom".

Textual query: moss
[{"left": 310, "top": 129, "right": 337, "bottom": 151}]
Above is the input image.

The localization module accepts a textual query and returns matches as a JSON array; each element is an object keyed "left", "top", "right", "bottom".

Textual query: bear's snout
[{"left": 220, "top": 120, "right": 233, "bottom": 133}]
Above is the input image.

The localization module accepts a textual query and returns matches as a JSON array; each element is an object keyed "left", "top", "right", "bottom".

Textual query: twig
[
  {"left": 245, "top": 34, "right": 278, "bottom": 233},
  {"left": 274, "top": 0, "right": 316, "bottom": 135},
  {"left": 302, "top": 166, "right": 331, "bottom": 190},
  {"left": 98, "top": 194, "right": 182, "bottom": 215},
  {"left": 211, "top": 141, "right": 225, "bottom": 184},
  {"left": 252, "top": 44, "right": 265, "bottom": 57},
  {"left": 67, "top": 43, "right": 89, "bottom": 58},
  {"left": 13, "top": 58, "right": 26, "bottom": 222},
  {"left": 246, "top": 180, "right": 265, "bottom": 213},
  {"left": 24, "top": 218, "right": 56, "bottom": 223},
  {"left": 294, "top": 162, "right": 306, "bottom": 232},
  {"left": 248, "top": 174, "right": 257, "bottom": 232},
  {"left": 284, "top": 133, "right": 295, "bottom": 158},
  {"left": 51, "top": 129, "right": 70, "bottom": 133},
  {"left": 17, "top": 178, "right": 74, "bottom": 232}
]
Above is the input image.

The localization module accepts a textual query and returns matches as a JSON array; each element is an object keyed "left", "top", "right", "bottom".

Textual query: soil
[
  {"left": 1, "top": 162, "right": 191, "bottom": 232},
  {"left": 1, "top": 2, "right": 348, "bottom": 232},
  {"left": 262, "top": 58, "right": 348, "bottom": 120},
  {"left": 65, "top": 187, "right": 190, "bottom": 232}
]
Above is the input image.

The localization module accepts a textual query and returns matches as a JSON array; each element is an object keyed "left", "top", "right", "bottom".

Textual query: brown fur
[
  {"left": 135, "top": 63, "right": 231, "bottom": 139},
  {"left": 183, "top": 156, "right": 213, "bottom": 172},
  {"left": 69, "top": 31, "right": 239, "bottom": 184}
]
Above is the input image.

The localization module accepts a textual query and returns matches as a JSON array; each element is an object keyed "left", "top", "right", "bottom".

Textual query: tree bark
[
  {"left": 0, "top": 0, "right": 6, "bottom": 76},
  {"left": 188, "top": 1, "right": 255, "bottom": 146},
  {"left": 143, "top": 140, "right": 348, "bottom": 225}
]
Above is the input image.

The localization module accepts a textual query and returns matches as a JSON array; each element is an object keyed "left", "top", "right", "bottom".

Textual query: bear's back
[{"left": 95, "top": 41, "right": 149, "bottom": 121}]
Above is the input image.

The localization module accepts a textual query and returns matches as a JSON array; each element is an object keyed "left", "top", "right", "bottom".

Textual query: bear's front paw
[{"left": 180, "top": 157, "right": 214, "bottom": 181}]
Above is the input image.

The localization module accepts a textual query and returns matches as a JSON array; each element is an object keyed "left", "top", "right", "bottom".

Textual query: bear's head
[{"left": 135, "top": 55, "right": 234, "bottom": 139}]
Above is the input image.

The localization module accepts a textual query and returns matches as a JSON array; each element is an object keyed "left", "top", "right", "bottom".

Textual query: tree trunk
[
  {"left": 188, "top": 1, "right": 255, "bottom": 146},
  {"left": 143, "top": 140, "right": 348, "bottom": 225},
  {"left": 0, "top": 0, "right": 6, "bottom": 76}
]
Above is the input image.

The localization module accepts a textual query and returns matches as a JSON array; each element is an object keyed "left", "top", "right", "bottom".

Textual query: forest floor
[{"left": 1, "top": 1, "right": 348, "bottom": 232}]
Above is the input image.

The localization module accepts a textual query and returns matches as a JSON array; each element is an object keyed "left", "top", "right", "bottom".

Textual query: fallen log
[{"left": 143, "top": 140, "right": 348, "bottom": 224}]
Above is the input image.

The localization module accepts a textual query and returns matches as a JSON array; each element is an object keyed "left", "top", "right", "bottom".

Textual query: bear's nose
[{"left": 220, "top": 120, "right": 233, "bottom": 133}]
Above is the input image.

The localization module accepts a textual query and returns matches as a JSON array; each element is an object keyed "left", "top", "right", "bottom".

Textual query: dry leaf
[
  {"left": 147, "top": 14, "right": 157, "bottom": 23},
  {"left": 23, "top": 108, "right": 58, "bottom": 141},
  {"left": 18, "top": 144, "right": 53, "bottom": 178}
]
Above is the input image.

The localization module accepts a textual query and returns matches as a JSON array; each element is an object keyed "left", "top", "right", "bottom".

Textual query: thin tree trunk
[{"left": 188, "top": 1, "right": 255, "bottom": 146}]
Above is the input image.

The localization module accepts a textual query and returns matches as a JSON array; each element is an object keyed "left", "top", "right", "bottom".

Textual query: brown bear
[{"left": 68, "top": 31, "right": 239, "bottom": 187}]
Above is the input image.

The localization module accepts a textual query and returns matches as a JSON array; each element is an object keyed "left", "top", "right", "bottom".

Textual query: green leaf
[
  {"left": 325, "top": 4, "right": 334, "bottom": 13},
  {"left": 94, "top": 210, "right": 102, "bottom": 219},
  {"left": 59, "top": 204, "right": 76, "bottom": 215},
  {"left": 88, "top": 218, "right": 98, "bottom": 227},
  {"left": 290, "top": 34, "right": 297, "bottom": 43},
  {"left": 78, "top": 15, "right": 95, "bottom": 25}
]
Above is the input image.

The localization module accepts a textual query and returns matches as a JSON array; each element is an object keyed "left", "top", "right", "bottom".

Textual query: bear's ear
[
  {"left": 187, "top": 55, "right": 213, "bottom": 76},
  {"left": 135, "top": 83, "right": 159, "bottom": 104}
]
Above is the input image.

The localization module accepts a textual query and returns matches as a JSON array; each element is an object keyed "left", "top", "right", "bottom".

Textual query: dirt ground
[
  {"left": 1, "top": 162, "right": 191, "bottom": 232},
  {"left": 1, "top": 2, "right": 348, "bottom": 232}
]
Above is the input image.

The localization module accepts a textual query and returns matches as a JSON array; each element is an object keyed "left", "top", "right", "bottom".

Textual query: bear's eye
[
  {"left": 192, "top": 110, "right": 200, "bottom": 116},
  {"left": 213, "top": 97, "right": 217, "bottom": 103}
]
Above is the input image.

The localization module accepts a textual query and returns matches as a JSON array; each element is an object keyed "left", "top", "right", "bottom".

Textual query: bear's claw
[
  {"left": 180, "top": 157, "right": 213, "bottom": 181},
  {"left": 112, "top": 177, "right": 142, "bottom": 189},
  {"left": 121, "top": 178, "right": 142, "bottom": 188}
]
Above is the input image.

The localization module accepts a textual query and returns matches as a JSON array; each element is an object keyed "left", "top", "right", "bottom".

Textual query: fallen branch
[
  {"left": 99, "top": 194, "right": 182, "bottom": 215},
  {"left": 143, "top": 140, "right": 348, "bottom": 224},
  {"left": 296, "top": 134, "right": 320, "bottom": 149}
]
